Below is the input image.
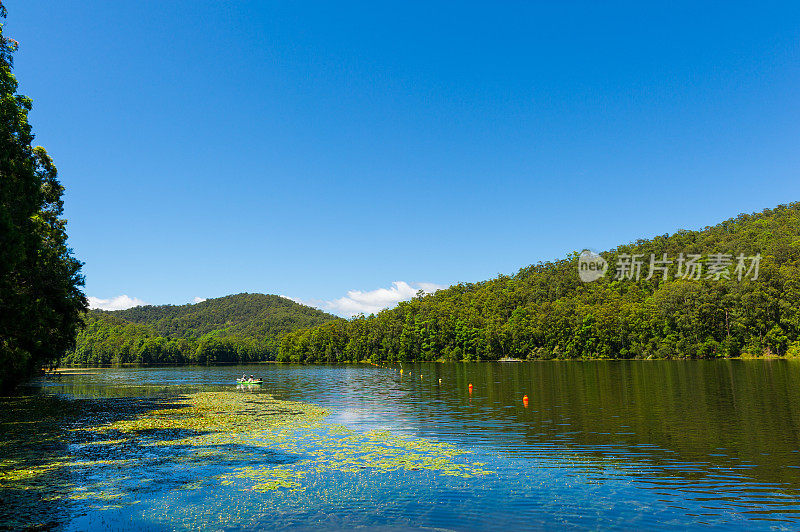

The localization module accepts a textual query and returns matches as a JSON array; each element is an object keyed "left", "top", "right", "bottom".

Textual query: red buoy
[
  {"left": 522, "top": 394, "right": 529, "bottom": 407},
  {"left": 468, "top": 383, "right": 473, "bottom": 394}
]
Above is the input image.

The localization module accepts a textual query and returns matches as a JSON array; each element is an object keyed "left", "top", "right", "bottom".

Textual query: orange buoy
[
  {"left": 522, "top": 395, "right": 529, "bottom": 407},
  {"left": 468, "top": 383, "right": 473, "bottom": 393}
]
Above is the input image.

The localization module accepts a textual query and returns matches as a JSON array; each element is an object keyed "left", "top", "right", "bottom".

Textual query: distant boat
[
  {"left": 236, "top": 378, "right": 263, "bottom": 384},
  {"left": 498, "top": 357, "right": 523, "bottom": 362}
]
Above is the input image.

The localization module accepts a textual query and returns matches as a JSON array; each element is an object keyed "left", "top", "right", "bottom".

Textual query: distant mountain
[
  {"left": 66, "top": 293, "right": 339, "bottom": 365},
  {"left": 101, "top": 293, "right": 336, "bottom": 339}
]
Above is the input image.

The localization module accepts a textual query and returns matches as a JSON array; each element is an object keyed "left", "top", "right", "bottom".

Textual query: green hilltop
[
  {"left": 65, "top": 293, "right": 338, "bottom": 365},
  {"left": 101, "top": 293, "right": 335, "bottom": 339}
]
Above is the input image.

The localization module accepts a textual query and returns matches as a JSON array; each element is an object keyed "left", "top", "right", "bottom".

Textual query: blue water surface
[{"left": 28, "top": 361, "right": 800, "bottom": 530}]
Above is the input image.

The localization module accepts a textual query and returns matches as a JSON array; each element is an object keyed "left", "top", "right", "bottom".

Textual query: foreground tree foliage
[
  {"left": 69, "top": 204, "right": 800, "bottom": 366},
  {"left": 0, "top": 4, "right": 86, "bottom": 391}
]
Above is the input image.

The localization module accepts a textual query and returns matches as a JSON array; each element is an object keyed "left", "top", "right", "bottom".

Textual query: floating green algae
[
  {"left": 90, "top": 391, "right": 330, "bottom": 435},
  {"left": 90, "top": 391, "right": 492, "bottom": 492},
  {"left": 1, "top": 390, "right": 492, "bottom": 528}
]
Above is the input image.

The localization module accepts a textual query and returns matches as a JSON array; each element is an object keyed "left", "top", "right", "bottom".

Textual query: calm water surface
[{"left": 14, "top": 361, "right": 800, "bottom": 530}]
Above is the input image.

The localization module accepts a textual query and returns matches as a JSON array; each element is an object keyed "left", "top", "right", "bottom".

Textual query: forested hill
[
  {"left": 99, "top": 293, "right": 335, "bottom": 339},
  {"left": 277, "top": 202, "right": 800, "bottom": 362},
  {"left": 65, "top": 294, "right": 338, "bottom": 365}
]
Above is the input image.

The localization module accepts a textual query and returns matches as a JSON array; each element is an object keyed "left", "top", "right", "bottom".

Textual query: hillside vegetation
[
  {"left": 64, "top": 294, "right": 337, "bottom": 365},
  {"left": 277, "top": 203, "right": 800, "bottom": 362},
  {"left": 67, "top": 203, "right": 800, "bottom": 366}
]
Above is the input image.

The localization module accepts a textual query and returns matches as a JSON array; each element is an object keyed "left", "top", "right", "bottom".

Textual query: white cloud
[
  {"left": 299, "top": 281, "right": 445, "bottom": 318},
  {"left": 88, "top": 295, "right": 147, "bottom": 311},
  {"left": 193, "top": 297, "right": 207, "bottom": 304}
]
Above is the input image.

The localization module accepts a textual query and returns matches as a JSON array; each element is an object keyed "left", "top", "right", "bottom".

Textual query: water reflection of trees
[{"left": 398, "top": 360, "right": 800, "bottom": 511}]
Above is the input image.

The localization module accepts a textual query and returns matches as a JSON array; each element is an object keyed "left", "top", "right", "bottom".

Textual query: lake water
[{"left": 7, "top": 360, "right": 800, "bottom": 530}]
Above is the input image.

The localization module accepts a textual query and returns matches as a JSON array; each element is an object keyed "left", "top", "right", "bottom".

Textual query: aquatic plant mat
[{"left": 0, "top": 391, "right": 491, "bottom": 529}]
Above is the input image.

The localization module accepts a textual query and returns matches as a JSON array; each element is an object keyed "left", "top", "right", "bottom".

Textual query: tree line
[{"left": 67, "top": 203, "right": 800, "bottom": 366}]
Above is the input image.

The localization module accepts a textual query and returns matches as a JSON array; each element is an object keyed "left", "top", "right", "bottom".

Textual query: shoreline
[{"left": 46, "top": 355, "right": 800, "bottom": 371}]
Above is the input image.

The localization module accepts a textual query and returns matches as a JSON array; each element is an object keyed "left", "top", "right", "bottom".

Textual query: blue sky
[{"left": 4, "top": 1, "right": 800, "bottom": 315}]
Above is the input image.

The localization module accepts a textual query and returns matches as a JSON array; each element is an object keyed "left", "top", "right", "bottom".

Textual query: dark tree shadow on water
[{"left": 0, "top": 389, "right": 301, "bottom": 531}]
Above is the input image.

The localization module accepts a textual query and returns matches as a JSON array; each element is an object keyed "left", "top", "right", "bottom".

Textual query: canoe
[{"left": 236, "top": 379, "right": 263, "bottom": 384}]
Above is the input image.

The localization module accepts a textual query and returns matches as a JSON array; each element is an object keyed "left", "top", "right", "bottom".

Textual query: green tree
[{"left": 0, "top": 3, "right": 86, "bottom": 391}]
